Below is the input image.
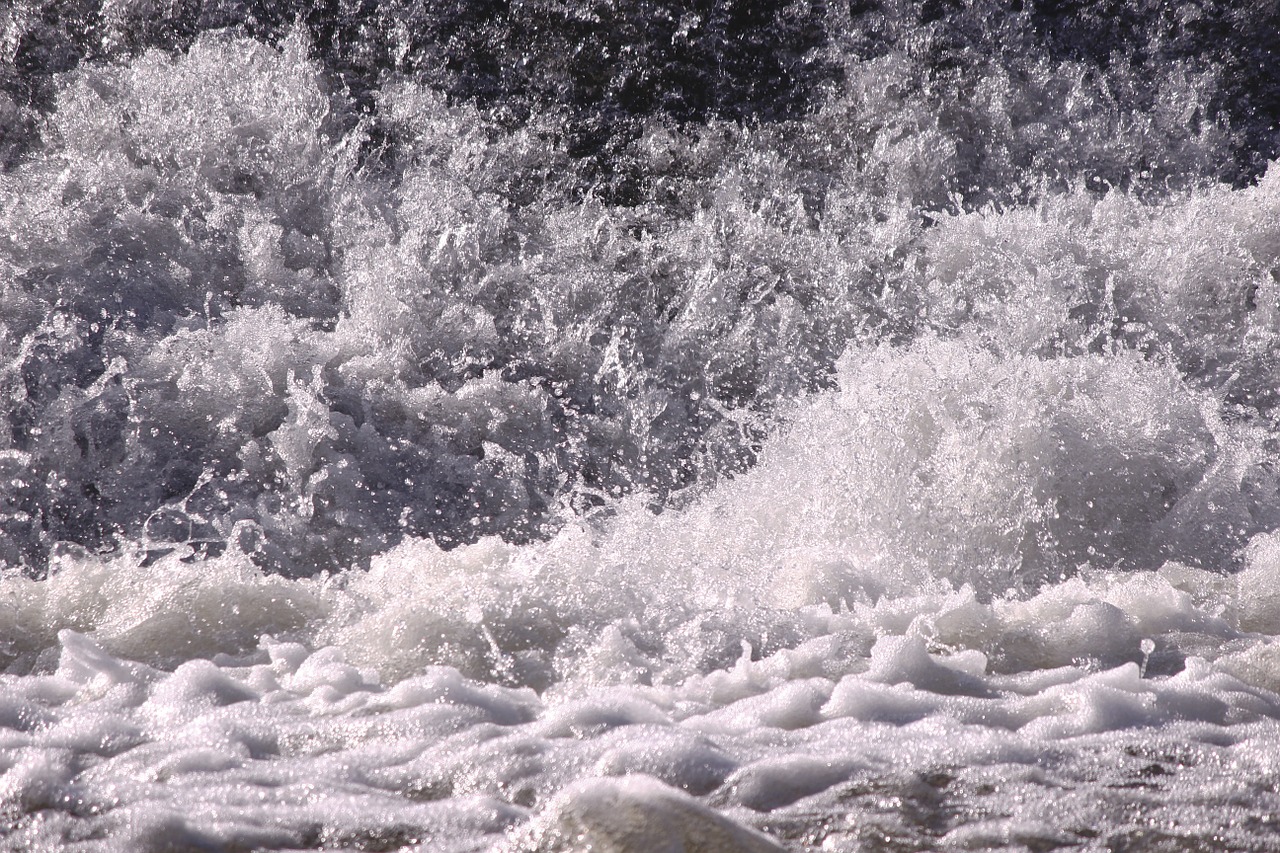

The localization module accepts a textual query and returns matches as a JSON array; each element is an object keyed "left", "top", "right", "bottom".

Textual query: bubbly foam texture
[{"left": 6, "top": 2, "right": 1280, "bottom": 850}]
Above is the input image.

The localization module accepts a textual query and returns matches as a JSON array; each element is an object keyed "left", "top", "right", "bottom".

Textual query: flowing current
[{"left": 5, "top": 2, "right": 1280, "bottom": 850}]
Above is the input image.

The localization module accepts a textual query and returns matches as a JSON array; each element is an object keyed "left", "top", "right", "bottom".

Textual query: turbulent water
[{"left": 5, "top": 1, "right": 1280, "bottom": 850}]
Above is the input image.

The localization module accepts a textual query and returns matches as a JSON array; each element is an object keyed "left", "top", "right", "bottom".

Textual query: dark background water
[{"left": 7, "top": 1, "right": 1280, "bottom": 180}]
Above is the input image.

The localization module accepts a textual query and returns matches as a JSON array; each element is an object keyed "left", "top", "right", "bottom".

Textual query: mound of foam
[
  {"left": 649, "top": 337, "right": 1277, "bottom": 602},
  {"left": 498, "top": 776, "right": 785, "bottom": 853}
]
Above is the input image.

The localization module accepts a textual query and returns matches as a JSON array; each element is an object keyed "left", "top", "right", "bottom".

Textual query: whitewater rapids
[{"left": 5, "top": 2, "right": 1280, "bottom": 850}]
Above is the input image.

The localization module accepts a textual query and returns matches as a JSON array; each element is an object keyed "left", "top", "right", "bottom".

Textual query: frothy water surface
[{"left": 5, "top": 2, "right": 1280, "bottom": 850}]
